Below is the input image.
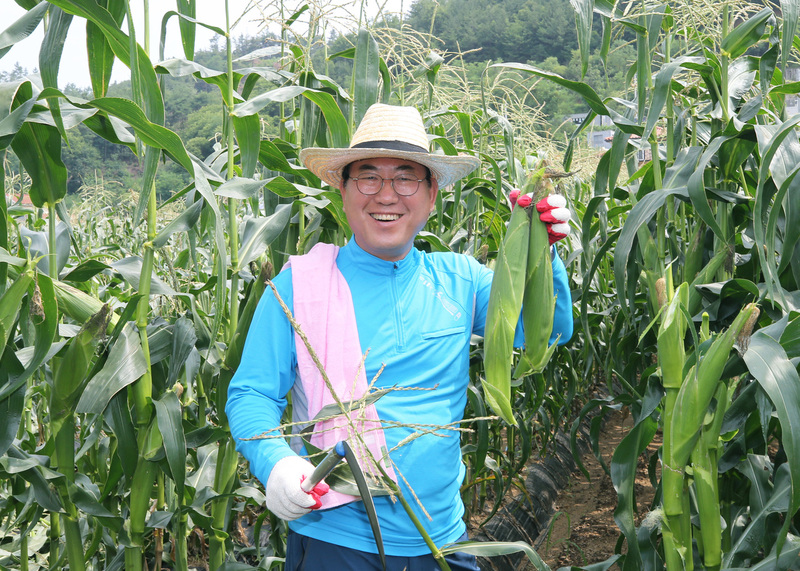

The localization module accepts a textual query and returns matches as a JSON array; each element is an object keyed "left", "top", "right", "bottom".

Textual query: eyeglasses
[{"left": 348, "top": 174, "right": 427, "bottom": 196}]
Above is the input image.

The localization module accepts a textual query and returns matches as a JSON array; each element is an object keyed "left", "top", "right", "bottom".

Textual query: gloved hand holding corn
[{"left": 482, "top": 166, "right": 571, "bottom": 425}]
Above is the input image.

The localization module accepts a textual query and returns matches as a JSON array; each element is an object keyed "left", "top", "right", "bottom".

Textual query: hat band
[{"left": 350, "top": 140, "right": 428, "bottom": 154}]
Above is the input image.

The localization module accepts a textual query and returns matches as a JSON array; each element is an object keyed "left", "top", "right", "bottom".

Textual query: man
[{"left": 226, "top": 104, "right": 573, "bottom": 570}]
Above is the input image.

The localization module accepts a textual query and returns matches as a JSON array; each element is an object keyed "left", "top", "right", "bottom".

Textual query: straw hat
[{"left": 299, "top": 104, "right": 481, "bottom": 188}]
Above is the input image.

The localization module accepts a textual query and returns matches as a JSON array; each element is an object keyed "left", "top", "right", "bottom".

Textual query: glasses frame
[{"left": 348, "top": 175, "right": 427, "bottom": 197}]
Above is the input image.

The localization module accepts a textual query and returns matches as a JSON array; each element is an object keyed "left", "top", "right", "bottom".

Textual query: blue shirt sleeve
[
  {"left": 551, "top": 246, "right": 573, "bottom": 344},
  {"left": 225, "top": 269, "right": 298, "bottom": 487}
]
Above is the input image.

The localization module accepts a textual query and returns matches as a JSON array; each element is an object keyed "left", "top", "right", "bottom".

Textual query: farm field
[{"left": 2, "top": 1, "right": 800, "bottom": 570}]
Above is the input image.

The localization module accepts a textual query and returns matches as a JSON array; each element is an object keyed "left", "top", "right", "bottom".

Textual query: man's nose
[{"left": 374, "top": 179, "right": 399, "bottom": 201}]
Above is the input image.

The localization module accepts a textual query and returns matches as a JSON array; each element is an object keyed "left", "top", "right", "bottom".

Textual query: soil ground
[{"left": 534, "top": 410, "right": 660, "bottom": 569}]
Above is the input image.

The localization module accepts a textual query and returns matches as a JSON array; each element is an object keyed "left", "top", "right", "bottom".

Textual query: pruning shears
[{"left": 301, "top": 441, "right": 346, "bottom": 492}]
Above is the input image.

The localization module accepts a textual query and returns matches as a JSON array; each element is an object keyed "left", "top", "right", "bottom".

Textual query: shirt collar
[{"left": 341, "top": 238, "right": 421, "bottom": 277}]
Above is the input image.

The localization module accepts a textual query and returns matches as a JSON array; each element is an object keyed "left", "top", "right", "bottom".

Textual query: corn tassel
[{"left": 483, "top": 205, "right": 530, "bottom": 425}]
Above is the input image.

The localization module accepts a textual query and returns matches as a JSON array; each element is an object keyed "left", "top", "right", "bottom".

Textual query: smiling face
[{"left": 340, "top": 157, "right": 439, "bottom": 262}]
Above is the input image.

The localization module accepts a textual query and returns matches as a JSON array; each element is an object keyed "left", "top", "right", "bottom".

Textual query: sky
[{"left": 2, "top": 0, "right": 409, "bottom": 88}]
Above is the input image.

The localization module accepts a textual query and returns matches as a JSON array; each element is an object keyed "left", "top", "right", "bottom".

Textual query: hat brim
[{"left": 300, "top": 146, "right": 481, "bottom": 189}]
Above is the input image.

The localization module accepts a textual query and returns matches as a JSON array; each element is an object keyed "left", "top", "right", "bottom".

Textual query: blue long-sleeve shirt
[{"left": 226, "top": 239, "right": 573, "bottom": 555}]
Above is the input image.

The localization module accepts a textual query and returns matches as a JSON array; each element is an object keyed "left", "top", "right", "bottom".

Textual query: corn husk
[{"left": 483, "top": 204, "right": 530, "bottom": 425}]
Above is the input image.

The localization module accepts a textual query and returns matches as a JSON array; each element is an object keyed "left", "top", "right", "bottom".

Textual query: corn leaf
[
  {"left": 611, "top": 415, "right": 659, "bottom": 569},
  {"left": 152, "top": 199, "right": 204, "bottom": 249},
  {"left": 569, "top": 0, "right": 594, "bottom": 79},
  {"left": 237, "top": 203, "right": 292, "bottom": 268},
  {"left": 0, "top": 350, "right": 25, "bottom": 457},
  {"left": 105, "top": 390, "right": 138, "bottom": 480},
  {"left": 353, "top": 28, "right": 380, "bottom": 126},
  {"left": 10, "top": 121, "right": 67, "bottom": 208},
  {"left": 76, "top": 323, "right": 148, "bottom": 415},
  {"left": 742, "top": 321, "right": 800, "bottom": 555},
  {"left": 720, "top": 8, "right": 774, "bottom": 59},
  {"left": 233, "top": 112, "right": 261, "bottom": 178},
  {"left": 0, "top": 1, "right": 48, "bottom": 59},
  {"left": 167, "top": 316, "right": 197, "bottom": 388},
  {"left": 214, "top": 177, "right": 269, "bottom": 200},
  {"left": 50, "top": 305, "right": 111, "bottom": 436},
  {"left": 154, "top": 391, "right": 186, "bottom": 502}
]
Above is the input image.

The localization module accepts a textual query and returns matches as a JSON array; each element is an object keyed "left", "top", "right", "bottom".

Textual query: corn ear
[
  {"left": 516, "top": 207, "right": 555, "bottom": 376},
  {"left": 483, "top": 205, "right": 530, "bottom": 425},
  {"left": 669, "top": 302, "right": 760, "bottom": 467},
  {"left": 658, "top": 282, "right": 689, "bottom": 390},
  {"left": 54, "top": 279, "right": 119, "bottom": 333}
]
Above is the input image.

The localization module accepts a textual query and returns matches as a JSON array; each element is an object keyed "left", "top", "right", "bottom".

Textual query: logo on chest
[{"left": 418, "top": 275, "right": 463, "bottom": 320}]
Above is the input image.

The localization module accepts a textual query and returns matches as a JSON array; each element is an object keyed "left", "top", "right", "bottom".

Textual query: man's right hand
[{"left": 266, "top": 455, "right": 330, "bottom": 521}]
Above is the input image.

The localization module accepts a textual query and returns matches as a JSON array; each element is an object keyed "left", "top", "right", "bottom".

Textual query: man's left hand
[
  {"left": 536, "top": 194, "right": 571, "bottom": 245},
  {"left": 510, "top": 190, "right": 571, "bottom": 245}
]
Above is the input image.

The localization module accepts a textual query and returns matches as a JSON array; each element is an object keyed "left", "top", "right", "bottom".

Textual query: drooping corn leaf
[{"left": 0, "top": 1, "right": 48, "bottom": 60}]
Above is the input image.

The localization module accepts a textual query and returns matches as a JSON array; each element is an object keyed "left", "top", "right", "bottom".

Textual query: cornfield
[{"left": 1, "top": 0, "right": 800, "bottom": 570}]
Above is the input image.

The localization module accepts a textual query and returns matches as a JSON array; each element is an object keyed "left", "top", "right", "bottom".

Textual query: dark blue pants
[{"left": 284, "top": 530, "right": 481, "bottom": 571}]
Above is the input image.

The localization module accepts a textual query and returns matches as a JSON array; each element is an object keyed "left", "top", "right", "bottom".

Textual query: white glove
[{"left": 265, "top": 455, "right": 330, "bottom": 521}]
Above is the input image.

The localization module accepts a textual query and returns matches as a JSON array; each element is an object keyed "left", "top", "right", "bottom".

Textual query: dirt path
[{"left": 536, "top": 410, "right": 660, "bottom": 569}]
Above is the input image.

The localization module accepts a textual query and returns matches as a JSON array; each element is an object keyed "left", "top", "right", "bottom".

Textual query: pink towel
[{"left": 286, "top": 243, "right": 397, "bottom": 509}]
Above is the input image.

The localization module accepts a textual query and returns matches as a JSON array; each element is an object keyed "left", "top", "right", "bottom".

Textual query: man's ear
[{"left": 429, "top": 178, "right": 439, "bottom": 210}]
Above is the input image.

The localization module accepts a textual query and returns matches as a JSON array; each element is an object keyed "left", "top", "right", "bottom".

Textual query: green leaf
[
  {"left": 154, "top": 391, "right": 186, "bottom": 502},
  {"left": 232, "top": 85, "right": 311, "bottom": 117},
  {"left": 110, "top": 256, "right": 177, "bottom": 296},
  {"left": 10, "top": 121, "right": 67, "bottom": 207},
  {"left": 76, "top": 323, "right": 148, "bottom": 415},
  {"left": 491, "top": 62, "right": 610, "bottom": 117},
  {"left": 0, "top": 1, "right": 48, "bottom": 60},
  {"left": 0, "top": 272, "right": 33, "bottom": 352},
  {"left": 743, "top": 325, "right": 800, "bottom": 554},
  {"left": 0, "top": 351, "right": 25, "bottom": 457},
  {"left": 353, "top": 28, "right": 380, "bottom": 125},
  {"left": 105, "top": 390, "right": 137, "bottom": 480},
  {"left": 237, "top": 204, "right": 292, "bottom": 268},
  {"left": 441, "top": 540, "right": 552, "bottom": 570},
  {"left": 611, "top": 415, "right": 658, "bottom": 567},
  {"left": 49, "top": 0, "right": 165, "bottom": 124},
  {"left": 87, "top": 97, "right": 191, "bottom": 171},
  {"left": 569, "top": 0, "right": 594, "bottom": 79},
  {"left": 214, "top": 177, "right": 268, "bottom": 200},
  {"left": 61, "top": 259, "right": 112, "bottom": 283},
  {"left": 342, "top": 440, "right": 386, "bottom": 569},
  {"left": 0, "top": 274, "right": 59, "bottom": 402},
  {"left": 50, "top": 305, "right": 111, "bottom": 435},
  {"left": 721, "top": 8, "right": 774, "bottom": 59},
  {"left": 167, "top": 316, "right": 196, "bottom": 388},
  {"left": 233, "top": 112, "right": 261, "bottom": 179},
  {"left": 39, "top": 6, "right": 72, "bottom": 139},
  {"left": 152, "top": 199, "right": 204, "bottom": 249}
]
